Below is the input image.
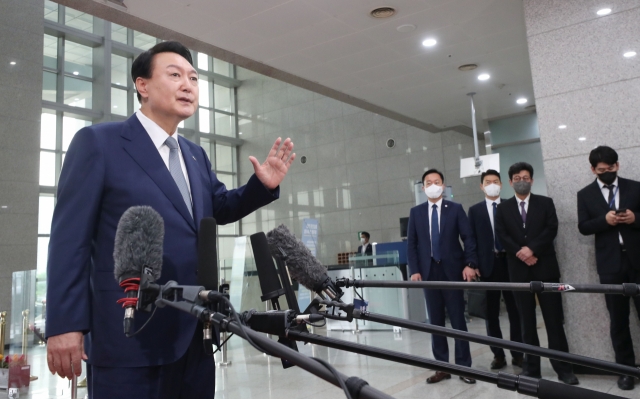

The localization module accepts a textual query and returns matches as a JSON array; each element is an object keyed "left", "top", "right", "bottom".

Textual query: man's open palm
[{"left": 250, "top": 137, "right": 295, "bottom": 190}]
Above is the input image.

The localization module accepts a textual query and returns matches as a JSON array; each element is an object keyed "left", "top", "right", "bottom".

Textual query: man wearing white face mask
[
  {"left": 407, "top": 169, "right": 478, "bottom": 384},
  {"left": 468, "top": 169, "right": 523, "bottom": 371},
  {"left": 356, "top": 231, "right": 372, "bottom": 256}
]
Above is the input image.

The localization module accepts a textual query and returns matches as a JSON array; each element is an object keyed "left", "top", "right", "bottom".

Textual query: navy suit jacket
[
  {"left": 468, "top": 199, "right": 507, "bottom": 278},
  {"left": 407, "top": 199, "right": 477, "bottom": 281},
  {"left": 46, "top": 115, "right": 278, "bottom": 367}
]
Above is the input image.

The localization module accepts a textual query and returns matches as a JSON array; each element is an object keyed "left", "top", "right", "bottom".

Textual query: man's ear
[{"left": 135, "top": 77, "right": 149, "bottom": 101}]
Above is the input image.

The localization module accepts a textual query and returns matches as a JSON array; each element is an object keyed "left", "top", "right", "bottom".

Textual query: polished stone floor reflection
[{"left": 10, "top": 311, "right": 640, "bottom": 398}]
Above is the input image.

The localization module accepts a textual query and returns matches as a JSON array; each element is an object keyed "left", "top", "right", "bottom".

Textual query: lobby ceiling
[{"left": 93, "top": 0, "right": 535, "bottom": 131}]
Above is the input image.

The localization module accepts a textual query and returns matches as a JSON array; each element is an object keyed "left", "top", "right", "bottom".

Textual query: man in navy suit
[
  {"left": 45, "top": 41, "right": 295, "bottom": 398},
  {"left": 407, "top": 169, "right": 478, "bottom": 384},
  {"left": 468, "top": 169, "right": 523, "bottom": 370}
]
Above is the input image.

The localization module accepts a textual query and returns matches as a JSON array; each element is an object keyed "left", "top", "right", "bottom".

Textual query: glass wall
[{"left": 39, "top": 1, "right": 242, "bottom": 287}]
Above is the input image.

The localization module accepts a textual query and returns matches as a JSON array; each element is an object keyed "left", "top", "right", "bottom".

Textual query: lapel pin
[{"left": 192, "top": 155, "right": 196, "bottom": 161}]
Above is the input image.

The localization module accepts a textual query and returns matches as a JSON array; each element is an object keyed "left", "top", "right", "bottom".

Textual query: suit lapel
[
  {"left": 179, "top": 138, "right": 204, "bottom": 230},
  {"left": 588, "top": 179, "right": 610, "bottom": 211},
  {"left": 481, "top": 201, "right": 495, "bottom": 246},
  {"left": 525, "top": 194, "right": 537, "bottom": 232},
  {"left": 439, "top": 200, "right": 449, "bottom": 241},
  {"left": 617, "top": 178, "right": 628, "bottom": 210},
  {"left": 120, "top": 116, "right": 196, "bottom": 231},
  {"left": 508, "top": 197, "right": 525, "bottom": 230}
]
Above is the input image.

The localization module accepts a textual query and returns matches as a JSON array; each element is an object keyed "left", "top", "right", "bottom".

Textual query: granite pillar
[{"left": 524, "top": 1, "right": 640, "bottom": 365}]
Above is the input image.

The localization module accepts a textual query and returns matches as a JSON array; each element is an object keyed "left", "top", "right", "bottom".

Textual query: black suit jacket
[
  {"left": 356, "top": 243, "right": 373, "bottom": 256},
  {"left": 468, "top": 198, "right": 507, "bottom": 278},
  {"left": 495, "top": 193, "right": 561, "bottom": 282},
  {"left": 577, "top": 177, "right": 640, "bottom": 275}
]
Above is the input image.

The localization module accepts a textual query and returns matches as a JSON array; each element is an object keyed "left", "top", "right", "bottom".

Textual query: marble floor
[{"left": 7, "top": 311, "right": 640, "bottom": 399}]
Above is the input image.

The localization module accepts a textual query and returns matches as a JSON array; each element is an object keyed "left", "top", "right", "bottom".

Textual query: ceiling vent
[
  {"left": 370, "top": 7, "right": 396, "bottom": 18},
  {"left": 458, "top": 64, "right": 478, "bottom": 71}
]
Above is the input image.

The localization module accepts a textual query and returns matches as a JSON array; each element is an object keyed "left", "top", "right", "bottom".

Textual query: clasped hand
[
  {"left": 606, "top": 210, "right": 635, "bottom": 226},
  {"left": 516, "top": 246, "right": 537, "bottom": 266}
]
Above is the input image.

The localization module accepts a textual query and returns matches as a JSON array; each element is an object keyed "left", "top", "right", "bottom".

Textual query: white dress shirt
[
  {"left": 136, "top": 110, "right": 192, "bottom": 200},
  {"left": 597, "top": 177, "right": 623, "bottom": 244},
  {"left": 515, "top": 194, "right": 530, "bottom": 227},
  {"left": 427, "top": 198, "right": 443, "bottom": 249},
  {"left": 486, "top": 197, "right": 501, "bottom": 250}
]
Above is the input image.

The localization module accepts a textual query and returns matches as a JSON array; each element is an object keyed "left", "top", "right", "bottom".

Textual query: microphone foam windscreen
[
  {"left": 113, "top": 206, "right": 164, "bottom": 282},
  {"left": 266, "top": 224, "right": 327, "bottom": 291}
]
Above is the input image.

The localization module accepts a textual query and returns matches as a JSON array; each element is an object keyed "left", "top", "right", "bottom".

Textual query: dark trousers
[
  {"left": 87, "top": 327, "right": 215, "bottom": 399},
  {"left": 424, "top": 260, "right": 472, "bottom": 366},
  {"left": 513, "top": 280, "right": 573, "bottom": 376},
  {"left": 485, "top": 255, "right": 523, "bottom": 359},
  {"left": 600, "top": 250, "right": 640, "bottom": 366}
]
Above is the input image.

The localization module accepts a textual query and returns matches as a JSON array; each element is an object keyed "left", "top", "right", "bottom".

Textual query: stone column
[
  {"left": 524, "top": 1, "right": 640, "bottom": 364},
  {"left": 0, "top": 0, "right": 43, "bottom": 322}
]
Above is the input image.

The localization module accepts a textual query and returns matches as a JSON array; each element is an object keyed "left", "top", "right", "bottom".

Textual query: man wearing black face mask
[
  {"left": 495, "top": 162, "right": 578, "bottom": 385},
  {"left": 577, "top": 146, "right": 640, "bottom": 391}
]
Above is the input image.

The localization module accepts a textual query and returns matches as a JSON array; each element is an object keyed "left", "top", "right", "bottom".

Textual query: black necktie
[{"left": 605, "top": 184, "right": 615, "bottom": 209}]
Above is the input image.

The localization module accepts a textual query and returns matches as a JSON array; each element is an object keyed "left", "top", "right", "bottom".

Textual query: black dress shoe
[
  {"left": 459, "top": 376, "right": 476, "bottom": 384},
  {"left": 491, "top": 356, "right": 507, "bottom": 370},
  {"left": 618, "top": 375, "right": 635, "bottom": 390},
  {"left": 426, "top": 371, "right": 451, "bottom": 384},
  {"left": 511, "top": 356, "right": 524, "bottom": 368},
  {"left": 558, "top": 372, "right": 579, "bottom": 385}
]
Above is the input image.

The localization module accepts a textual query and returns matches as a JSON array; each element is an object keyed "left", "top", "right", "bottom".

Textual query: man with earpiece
[{"left": 407, "top": 169, "right": 478, "bottom": 385}]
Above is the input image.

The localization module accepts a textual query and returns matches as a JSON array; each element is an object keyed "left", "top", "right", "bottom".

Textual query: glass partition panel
[
  {"left": 64, "top": 41, "right": 93, "bottom": 78},
  {"left": 63, "top": 77, "right": 92, "bottom": 109}
]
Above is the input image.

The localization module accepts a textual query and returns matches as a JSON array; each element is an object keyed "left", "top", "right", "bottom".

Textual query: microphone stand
[
  {"left": 307, "top": 299, "right": 640, "bottom": 378},
  {"left": 149, "top": 281, "right": 394, "bottom": 399},
  {"left": 336, "top": 279, "right": 640, "bottom": 296},
  {"left": 283, "top": 328, "right": 626, "bottom": 399}
]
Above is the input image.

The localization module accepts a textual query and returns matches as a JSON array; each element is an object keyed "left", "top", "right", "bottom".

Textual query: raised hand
[{"left": 249, "top": 137, "right": 295, "bottom": 190}]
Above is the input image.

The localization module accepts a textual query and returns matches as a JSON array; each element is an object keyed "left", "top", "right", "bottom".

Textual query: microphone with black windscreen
[
  {"left": 250, "top": 232, "right": 299, "bottom": 312},
  {"left": 250, "top": 231, "right": 300, "bottom": 368},
  {"left": 113, "top": 206, "right": 164, "bottom": 337},
  {"left": 198, "top": 218, "right": 219, "bottom": 291},
  {"left": 266, "top": 224, "right": 343, "bottom": 302}
]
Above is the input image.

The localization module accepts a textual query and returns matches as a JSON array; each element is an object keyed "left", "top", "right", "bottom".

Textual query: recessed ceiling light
[
  {"left": 623, "top": 51, "right": 637, "bottom": 58},
  {"left": 558, "top": 125, "right": 567, "bottom": 129},
  {"left": 396, "top": 24, "right": 416, "bottom": 33},
  {"left": 478, "top": 73, "right": 490, "bottom": 81},
  {"left": 75, "top": 98, "right": 80, "bottom": 101},
  {"left": 458, "top": 64, "right": 478, "bottom": 71},
  {"left": 422, "top": 38, "right": 437, "bottom": 47},
  {"left": 113, "top": 105, "right": 118, "bottom": 108},
  {"left": 9, "top": 61, "right": 16, "bottom": 65},
  {"left": 579, "top": 137, "right": 587, "bottom": 141},
  {"left": 1, "top": 205, "right": 7, "bottom": 209},
  {"left": 597, "top": 8, "right": 612, "bottom": 16},
  {"left": 73, "top": 71, "right": 79, "bottom": 75},
  {"left": 239, "top": 132, "right": 243, "bottom": 135},
  {"left": 516, "top": 98, "right": 528, "bottom": 105},
  {"left": 370, "top": 7, "right": 395, "bottom": 18}
]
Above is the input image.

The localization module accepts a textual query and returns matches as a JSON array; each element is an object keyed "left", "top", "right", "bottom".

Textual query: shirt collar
[
  {"left": 485, "top": 197, "right": 501, "bottom": 206},
  {"left": 136, "top": 110, "right": 180, "bottom": 150},
  {"left": 597, "top": 177, "right": 619, "bottom": 189},
  {"left": 429, "top": 198, "right": 443, "bottom": 208},
  {"left": 515, "top": 194, "right": 531, "bottom": 205}
]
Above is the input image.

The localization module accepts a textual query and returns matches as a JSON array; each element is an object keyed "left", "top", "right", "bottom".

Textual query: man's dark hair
[
  {"left": 508, "top": 162, "right": 534, "bottom": 180},
  {"left": 422, "top": 169, "right": 445, "bottom": 184},
  {"left": 360, "top": 231, "right": 370, "bottom": 239},
  {"left": 131, "top": 41, "right": 194, "bottom": 102},
  {"left": 588, "top": 146, "right": 618, "bottom": 168},
  {"left": 480, "top": 169, "right": 501, "bottom": 183}
]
